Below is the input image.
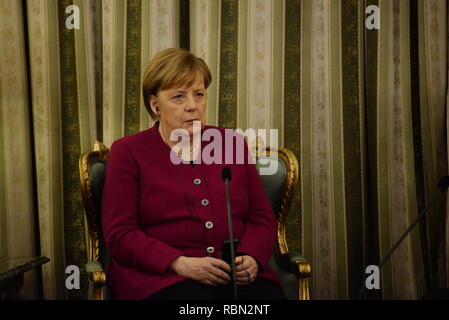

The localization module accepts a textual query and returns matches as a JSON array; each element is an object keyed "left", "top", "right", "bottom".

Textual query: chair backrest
[
  {"left": 79, "top": 141, "right": 111, "bottom": 298},
  {"left": 80, "top": 141, "right": 299, "bottom": 299},
  {"left": 255, "top": 147, "right": 299, "bottom": 254},
  {"left": 255, "top": 147, "right": 300, "bottom": 299}
]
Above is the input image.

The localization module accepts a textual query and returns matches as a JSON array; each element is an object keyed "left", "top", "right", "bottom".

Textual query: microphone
[
  {"left": 222, "top": 167, "right": 238, "bottom": 300},
  {"left": 222, "top": 167, "right": 232, "bottom": 181},
  {"left": 358, "top": 176, "right": 449, "bottom": 299}
]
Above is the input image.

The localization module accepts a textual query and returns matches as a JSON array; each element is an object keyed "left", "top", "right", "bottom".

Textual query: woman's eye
[
  {"left": 173, "top": 95, "right": 183, "bottom": 101},
  {"left": 195, "top": 92, "right": 204, "bottom": 97}
]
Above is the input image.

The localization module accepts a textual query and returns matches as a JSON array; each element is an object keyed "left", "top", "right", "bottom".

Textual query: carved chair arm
[{"left": 85, "top": 261, "right": 106, "bottom": 288}]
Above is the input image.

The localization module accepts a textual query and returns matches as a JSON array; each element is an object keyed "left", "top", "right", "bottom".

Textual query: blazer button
[
  {"left": 193, "top": 178, "right": 202, "bottom": 185},
  {"left": 206, "top": 246, "right": 215, "bottom": 254},
  {"left": 201, "top": 199, "right": 209, "bottom": 206},
  {"left": 205, "top": 221, "right": 214, "bottom": 229}
]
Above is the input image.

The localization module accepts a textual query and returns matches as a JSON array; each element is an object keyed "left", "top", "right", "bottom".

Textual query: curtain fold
[
  {"left": 417, "top": 0, "right": 448, "bottom": 290},
  {"left": 0, "top": 0, "right": 38, "bottom": 299}
]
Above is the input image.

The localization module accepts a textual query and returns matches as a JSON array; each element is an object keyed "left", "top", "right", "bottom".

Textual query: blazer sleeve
[
  {"left": 237, "top": 141, "right": 277, "bottom": 270},
  {"left": 101, "top": 139, "right": 183, "bottom": 275}
]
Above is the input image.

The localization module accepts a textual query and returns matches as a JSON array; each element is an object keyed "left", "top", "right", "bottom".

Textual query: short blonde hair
[{"left": 142, "top": 48, "right": 212, "bottom": 120}]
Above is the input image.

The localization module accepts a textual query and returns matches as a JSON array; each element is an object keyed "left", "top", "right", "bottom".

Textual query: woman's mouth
[{"left": 184, "top": 119, "right": 199, "bottom": 123}]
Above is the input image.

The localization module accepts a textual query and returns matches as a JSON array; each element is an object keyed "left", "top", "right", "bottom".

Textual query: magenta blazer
[{"left": 101, "top": 122, "right": 280, "bottom": 299}]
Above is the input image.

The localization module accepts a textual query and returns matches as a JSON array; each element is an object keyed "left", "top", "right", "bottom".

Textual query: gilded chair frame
[
  {"left": 256, "top": 146, "right": 311, "bottom": 300},
  {"left": 79, "top": 141, "right": 109, "bottom": 300},
  {"left": 79, "top": 141, "right": 311, "bottom": 300}
]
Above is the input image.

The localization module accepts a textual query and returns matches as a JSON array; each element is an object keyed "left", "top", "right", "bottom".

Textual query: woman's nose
[{"left": 184, "top": 94, "right": 198, "bottom": 111}]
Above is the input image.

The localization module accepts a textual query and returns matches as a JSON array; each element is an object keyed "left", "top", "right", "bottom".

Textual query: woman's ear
[{"left": 149, "top": 95, "right": 158, "bottom": 114}]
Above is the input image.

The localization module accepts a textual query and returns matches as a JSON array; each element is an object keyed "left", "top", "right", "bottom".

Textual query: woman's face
[{"left": 151, "top": 75, "right": 207, "bottom": 137}]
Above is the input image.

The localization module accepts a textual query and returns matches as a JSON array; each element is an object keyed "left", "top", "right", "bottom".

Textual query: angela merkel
[{"left": 101, "top": 48, "right": 285, "bottom": 300}]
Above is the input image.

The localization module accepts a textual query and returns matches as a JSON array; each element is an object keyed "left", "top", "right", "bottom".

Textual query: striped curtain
[
  {"left": 0, "top": 0, "right": 38, "bottom": 299},
  {"left": 0, "top": 0, "right": 447, "bottom": 300},
  {"left": 364, "top": 0, "right": 448, "bottom": 299},
  {"left": 26, "top": 0, "right": 99, "bottom": 299}
]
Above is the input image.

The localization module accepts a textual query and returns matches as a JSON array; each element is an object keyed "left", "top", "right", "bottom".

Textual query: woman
[{"left": 102, "top": 48, "right": 285, "bottom": 300}]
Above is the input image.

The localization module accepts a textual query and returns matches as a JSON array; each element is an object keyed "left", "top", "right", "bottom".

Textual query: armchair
[
  {"left": 255, "top": 146, "right": 311, "bottom": 300},
  {"left": 79, "top": 141, "right": 311, "bottom": 300}
]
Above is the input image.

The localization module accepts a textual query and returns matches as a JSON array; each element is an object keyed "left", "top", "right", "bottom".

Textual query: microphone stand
[
  {"left": 358, "top": 176, "right": 449, "bottom": 300},
  {"left": 223, "top": 168, "right": 238, "bottom": 300}
]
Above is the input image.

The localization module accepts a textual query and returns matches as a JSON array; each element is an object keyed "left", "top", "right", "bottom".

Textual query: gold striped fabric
[
  {"left": 0, "top": 0, "right": 38, "bottom": 299},
  {"left": 24, "top": 0, "right": 66, "bottom": 299},
  {"left": 102, "top": 0, "right": 180, "bottom": 146}
]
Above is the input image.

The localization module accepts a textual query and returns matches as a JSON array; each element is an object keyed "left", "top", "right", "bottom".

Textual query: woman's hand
[
  {"left": 235, "top": 255, "right": 258, "bottom": 285},
  {"left": 168, "top": 256, "right": 232, "bottom": 286}
]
